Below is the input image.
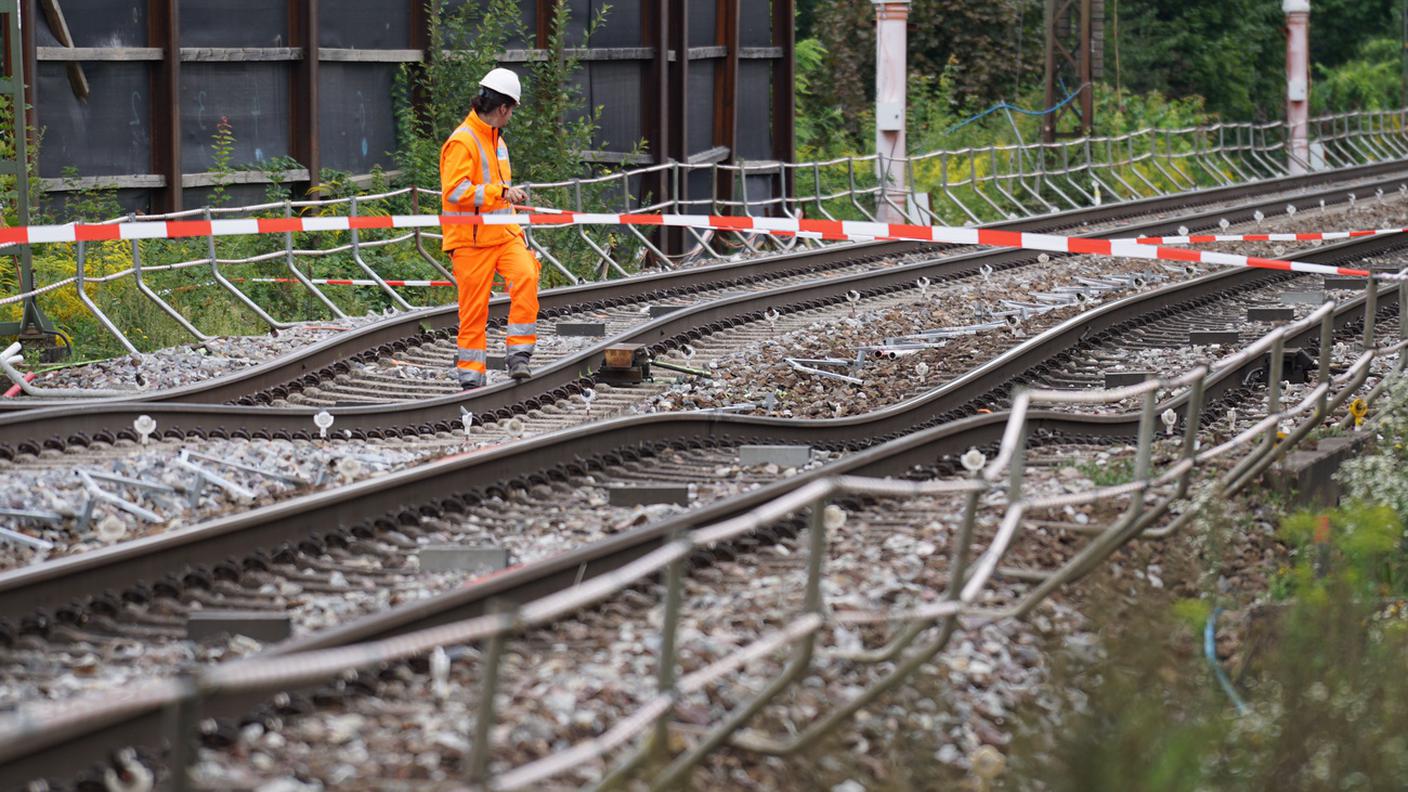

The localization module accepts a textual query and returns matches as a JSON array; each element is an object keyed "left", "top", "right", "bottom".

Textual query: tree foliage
[{"left": 802, "top": 0, "right": 1402, "bottom": 134}]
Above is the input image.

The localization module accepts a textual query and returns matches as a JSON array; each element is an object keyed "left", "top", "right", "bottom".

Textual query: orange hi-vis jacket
[{"left": 440, "top": 110, "right": 522, "bottom": 251}]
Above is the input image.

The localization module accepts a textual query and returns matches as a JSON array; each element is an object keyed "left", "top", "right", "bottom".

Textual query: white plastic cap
[
  {"left": 1282, "top": 0, "right": 1310, "bottom": 13},
  {"left": 479, "top": 68, "right": 522, "bottom": 103}
]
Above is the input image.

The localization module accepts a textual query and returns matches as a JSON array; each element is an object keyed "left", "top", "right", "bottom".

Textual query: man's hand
[{"left": 505, "top": 186, "right": 528, "bottom": 204}]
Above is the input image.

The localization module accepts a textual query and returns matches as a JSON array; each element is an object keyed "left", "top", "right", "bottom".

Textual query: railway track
[
  {"left": 2, "top": 160, "right": 1408, "bottom": 457},
  {"left": 0, "top": 228, "right": 1402, "bottom": 787}
]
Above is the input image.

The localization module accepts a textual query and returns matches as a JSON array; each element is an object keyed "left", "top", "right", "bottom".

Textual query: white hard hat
[{"left": 479, "top": 68, "right": 522, "bottom": 103}]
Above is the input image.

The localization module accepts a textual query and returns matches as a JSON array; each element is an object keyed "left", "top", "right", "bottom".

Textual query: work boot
[{"left": 507, "top": 355, "right": 532, "bottom": 381}]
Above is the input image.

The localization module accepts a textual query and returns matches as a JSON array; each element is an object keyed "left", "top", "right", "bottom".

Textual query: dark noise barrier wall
[{"left": 12, "top": 0, "right": 794, "bottom": 215}]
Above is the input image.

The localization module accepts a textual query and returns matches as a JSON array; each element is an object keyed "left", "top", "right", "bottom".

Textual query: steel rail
[
  {"left": 2, "top": 156, "right": 1406, "bottom": 419},
  {"left": 0, "top": 233, "right": 1402, "bottom": 786},
  {"left": 3, "top": 170, "right": 1408, "bottom": 455}
]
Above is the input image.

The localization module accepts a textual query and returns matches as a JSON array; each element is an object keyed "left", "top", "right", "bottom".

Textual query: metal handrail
[{"left": 3, "top": 108, "right": 1407, "bottom": 365}]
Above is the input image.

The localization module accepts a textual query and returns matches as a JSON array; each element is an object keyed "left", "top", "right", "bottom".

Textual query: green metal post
[{"left": 0, "top": 0, "right": 55, "bottom": 350}]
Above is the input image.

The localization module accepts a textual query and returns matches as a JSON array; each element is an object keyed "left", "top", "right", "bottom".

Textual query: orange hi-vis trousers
[{"left": 452, "top": 239, "right": 540, "bottom": 387}]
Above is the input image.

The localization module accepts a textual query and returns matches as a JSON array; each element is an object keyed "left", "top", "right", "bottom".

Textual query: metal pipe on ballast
[{"left": 1284, "top": 0, "right": 1312, "bottom": 175}]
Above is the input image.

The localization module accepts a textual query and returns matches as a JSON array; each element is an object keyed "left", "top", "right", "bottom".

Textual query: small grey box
[
  {"left": 557, "top": 321, "right": 607, "bottom": 337},
  {"left": 738, "top": 445, "right": 812, "bottom": 468},
  {"left": 648, "top": 305, "right": 686, "bottom": 318},
  {"left": 1323, "top": 277, "right": 1368, "bottom": 290},
  {"left": 1248, "top": 307, "right": 1295, "bottom": 322},
  {"left": 1282, "top": 290, "right": 1326, "bottom": 305},
  {"left": 187, "top": 611, "right": 293, "bottom": 643},
  {"left": 418, "top": 545, "right": 512, "bottom": 574},
  {"left": 608, "top": 484, "right": 690, "bottom": 506},
  {"left": 1104, "top": 370, "right": 1154, "bottom": 388},
  {"left": 1189, "top": 330, "right": 1239, "bottom": 346}
]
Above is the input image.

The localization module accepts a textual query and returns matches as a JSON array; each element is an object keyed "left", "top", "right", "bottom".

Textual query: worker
[{"left": 440, "top": 67, "right": 539, "bottom": 389}]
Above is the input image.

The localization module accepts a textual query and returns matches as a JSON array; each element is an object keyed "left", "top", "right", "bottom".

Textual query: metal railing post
[
  {"left": 128, "top": 227, "right": 213, "bottom": 343},
  {"left": 1363, "top": 275, "right": 1379, "bottom": 352},
  {"left": 411, "top": 188, "right": 454, "bottom": 280},
  {"left": 652, "top": 533, "right": 686, "bottom": 761},
  {"left": 467, "top": 607, "right": 515, "bottom": 788},
  {"left": 74, "top": 242, "right": 140, "bottom": 355},
  {"left": 282, "top": 200, "right": 347, "bottom": 318},
  {"left": 348, "top": 197, "right": 414, "bottom": 310}
]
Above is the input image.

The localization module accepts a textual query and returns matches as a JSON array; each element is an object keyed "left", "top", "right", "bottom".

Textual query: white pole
[
  {"left": 873, "top": 0, "right": 910, "bottom": 223},
  {"left": 1284, "top": 0, "right": 1311, "bottom": 174}
]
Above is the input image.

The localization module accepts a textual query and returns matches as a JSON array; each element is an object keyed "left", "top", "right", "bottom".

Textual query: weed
[{"left": 1075, "top": 457, "right": 1135, "bottom": 487}]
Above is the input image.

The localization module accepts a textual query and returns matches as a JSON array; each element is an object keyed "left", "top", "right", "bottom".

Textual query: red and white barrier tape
[
  {"left": 233, "top": 276, "right": 455, "bottom": 288},
  {"left": 0, "top": 211, "right": 1397, "bottom": 282},
  {"left": 1115, "top": 229, "right": 1401, "bottom": 245}
]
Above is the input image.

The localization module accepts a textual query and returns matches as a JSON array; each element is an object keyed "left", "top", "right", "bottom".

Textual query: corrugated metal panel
[
  {"left": 740, "top": 0, "right": 772, "bottom": 48},
  {"left": 589, "top": 61, "right": 644, "bottom": 151},
  {"left": 180, "top": 0, "right": 290, "bottom": 47},
  {"left": 442, "top": 0, "right": 535, "bottom": 49},
  {"left": 179, "top": 63, "right": 292, "bottom": 171},
  {"left": 320, "top": 0, "right": 411, "bottom": 49},
  {"left": 735, "top": 61, "right": 772, "bottom": 160},
  {"left": 45, "top": 0, "right": 147, "bottom": 47},
  {"left": 318, "top": 63, "right": 399, "bottom": 172},
  {"left": 590, "top": 0, "right": 643, "bottom": 47},
  {"left": 687, "top": 61, "right": 715, "bottom": 154},
  {"left": 36, "top": 63, "right": 151, "bottom": 177},
  {"left": 688, "top": 0, "right": 717, "bottom": 48}
]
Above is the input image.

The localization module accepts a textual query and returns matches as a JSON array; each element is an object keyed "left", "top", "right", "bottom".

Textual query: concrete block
[
  {"left": 1103, "top": 370, "right": 1154, "bottom": 388},
  {"left": 418, "top": 545, "right": 512, "bottom": 574},
  {"left": 648, "top": 305, "right": 686, "bottom": 319},
  {"left": 1323, "top": 276, "right": 1368, "bottom": 290},
  {"left": 188, "top": 611, "right": 292, "bottom": 643},
  {"left": 1248, "top": 307, "right": 1294, "bottom": 322},
  {"left": 608, "top": 484, "right": 690, "bottom": 506},
  {"left": 557, "top": 321, "right": 607, "bottom": 337},
  {"left": 1283, "top": 290, "right": 1326, "bottom": 305},
  {"left": 739, "top": 445, "right": 812, "bottom": 468},
  {"left": 1189, "top": 330, "right": 1240, "bottom": 346},
  {"left": 1269, "top": 435, "right": 1369, "bottom": 507}
]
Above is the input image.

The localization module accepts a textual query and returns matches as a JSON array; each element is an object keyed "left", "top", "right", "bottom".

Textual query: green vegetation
[
  {"left": 1075, "top": 457, "right": 1136, "bottom": 488},
  {"left": 1005, "top": 380, "right": 1408, "bottom": 790}
]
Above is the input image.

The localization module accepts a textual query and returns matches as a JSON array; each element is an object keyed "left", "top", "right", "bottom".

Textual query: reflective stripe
[
  {"left": 457, "top": 348, "right": 487, "bottom": 363},
  {"left": 456, "top": 370, "right": 486, "bottom": 386},
  {"left": 473, "top": 185, "right": 487, "bottom": 207},
  {"left": 506, "top": 343, "right": 535, "bottom": 354},
  {"left": 506, "top": 323, "right": 536, "bottom": 336},
  {"left": 467, "top": 132, "right": 493, "bottom": 185},
  {"left": 448, "top": 179, "right": 473, "bottom": 203},
  {"left": 445, "top": 209, "right": 512, "bottom": 216}
]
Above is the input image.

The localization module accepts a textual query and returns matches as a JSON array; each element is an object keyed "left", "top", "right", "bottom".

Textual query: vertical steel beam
[
  {"left": 1284, "top": 0, "right": 1311, "bottom": 174},
  {"left": 641, "top": 0, "right": 671, "bottom": 258},
  {"left": 1041, "top": 0, "right": 1095, "bottom": 142},
  {"left": 291, "top": 0, "right": 320, "bottom": 197},
  {"left": 666, "top": 0, "right": 688, "bottom": 252},
  {"left": 409, "top": 0, "right": 435, "bottom": 141},
  {"left": 713, "top": 0, "right": 739, "bottom": 205},
  {"left": 19, "top": 0, "right": 32, "bottom": 137},
  {"left": 1078, "top": 0, "right": 1093, "bottom": 136},
  {"left": 772, "top": 0, "right": 796, "bottom": 199},
  {"left": 643, "top": 0, "right": 669, "bottom": 179},
  {"left": 149, "top": 0, "right": 181, "bottom": 211},
  {"left": 535, "top": 0, "right": 552, "bottom": 48},
  {"left": 667, "top": 0, "right": 688, "bottom": 164}
]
